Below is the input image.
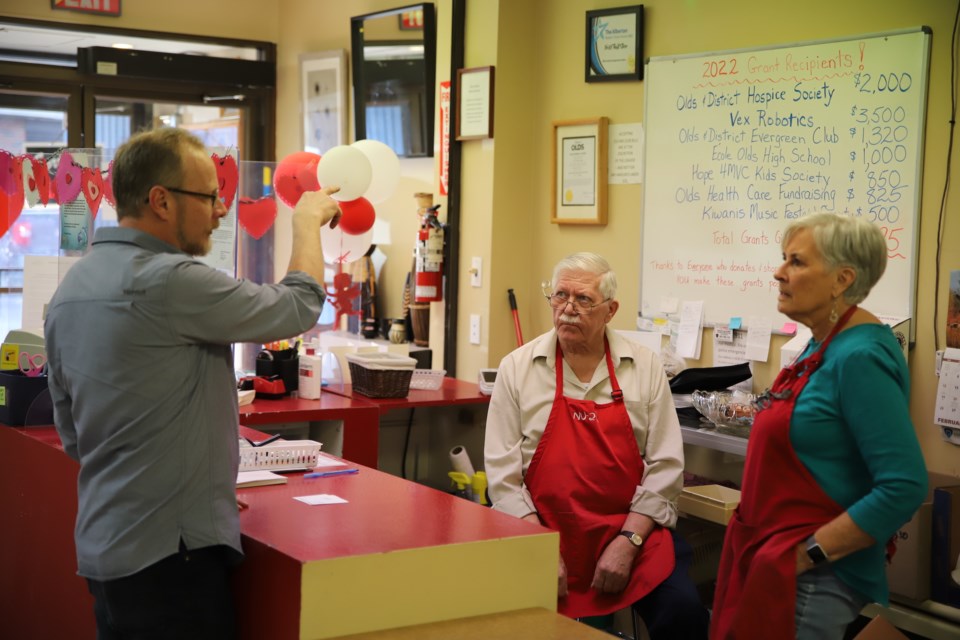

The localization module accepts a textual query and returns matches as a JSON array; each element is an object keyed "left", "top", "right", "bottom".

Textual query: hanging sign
[{"left": 52, "top": 0, "right": 122, "bottom": 17}]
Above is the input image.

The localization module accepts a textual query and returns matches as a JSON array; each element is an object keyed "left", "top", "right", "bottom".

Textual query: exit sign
[{"left": 52, "top": 0, "right": 122, "bottom": 16}]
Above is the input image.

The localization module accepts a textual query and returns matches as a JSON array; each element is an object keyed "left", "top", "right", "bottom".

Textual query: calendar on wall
[{"left": 935, "top": 348, "right": 960, "bottom": 430}]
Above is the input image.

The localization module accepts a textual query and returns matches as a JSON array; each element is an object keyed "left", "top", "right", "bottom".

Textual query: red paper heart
[
  {"left": 81, "top": 167, "right": 104, "bottom": 218},
  {"left": 7, "top": 157, "right": 24, "bottom": 221},
  {"left": 212, "top": 153, "right": 239, "bottom": 210},
  {"left": 0, "top": 189, "right": 10, "bottom": 239},
  {"left": 0, "top": 151, "right": 15, "bottom": 196},
  {"left": 238, "top": 196, "right": 277, "bottom": 240},
  {"left": 103, "top": 161, "right": 116, "bottom": 208}
]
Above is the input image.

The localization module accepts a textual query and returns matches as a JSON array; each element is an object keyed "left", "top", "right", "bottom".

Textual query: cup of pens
[{"left": 255, "top": 340, "right": 299, "bottom": 395}]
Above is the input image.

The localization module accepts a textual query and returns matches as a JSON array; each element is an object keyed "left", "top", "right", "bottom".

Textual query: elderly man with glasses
[
  {"left": 45, "top": 127, "right": 341, "bottom": 639},
  {"left": 484, "top": 252, "right": 708, "bottom": 639}
]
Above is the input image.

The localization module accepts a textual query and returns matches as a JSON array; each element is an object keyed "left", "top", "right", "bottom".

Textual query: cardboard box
[
  {"left": 886, "top": 502, "right": 932, "bottom": 601},
  {"left": 678, "top": 485, "right": 740, "bottom": 525},
  {"left": 853, "top": 614, "right": 909, "bottom": 640},
  {"left": 931, "top": 485, "right": 960, "bottom": 607}
]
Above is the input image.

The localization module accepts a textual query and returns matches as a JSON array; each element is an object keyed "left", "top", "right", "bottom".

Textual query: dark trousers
[
  {"left": 86, "top": 543, "right": 238, "bottom": 640},
  {"left": 632, "top": 530, "right": 710, "bottom": 640}
]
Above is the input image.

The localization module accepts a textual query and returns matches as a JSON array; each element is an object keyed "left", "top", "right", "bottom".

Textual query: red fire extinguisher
[{"left": 415, "top": 204, "right": 443, "bottom": 302}]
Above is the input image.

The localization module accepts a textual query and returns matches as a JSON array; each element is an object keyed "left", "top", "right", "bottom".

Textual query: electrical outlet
[
  {"left": 470, "top": 256, "right": 482, "bottom": 287},
  {"left": 469, "top": 314, "right": 481, "bottom": 344}
]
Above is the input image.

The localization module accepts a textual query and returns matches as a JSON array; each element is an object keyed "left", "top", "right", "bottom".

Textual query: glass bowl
[{"left": 691, "top": 390, "right": 757, "bottom": 438}]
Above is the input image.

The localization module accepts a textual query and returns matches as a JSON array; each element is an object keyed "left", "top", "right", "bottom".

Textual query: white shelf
[{"left": 680, "top": 425, "right": 748, "bottom": 456}]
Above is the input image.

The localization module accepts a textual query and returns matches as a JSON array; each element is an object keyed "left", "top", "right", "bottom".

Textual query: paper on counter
[
  {"left": 313, "top": 454, "right": 349, "bottom": 469},
  {"left": 294, "top": 494, "right": 349, "bottom": 505}
]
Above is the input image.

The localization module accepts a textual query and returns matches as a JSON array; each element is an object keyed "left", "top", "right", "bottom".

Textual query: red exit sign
[
  {"left": 399, "top": 10, "right": 423, "bottom": 30},
  {"left": 52, "top": 0, "right": 122, "bottom": 16}
]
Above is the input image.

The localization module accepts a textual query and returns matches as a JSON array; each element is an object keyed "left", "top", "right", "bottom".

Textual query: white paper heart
[{"left": 21, "top": 157, "right": 39, "bottom": 208}]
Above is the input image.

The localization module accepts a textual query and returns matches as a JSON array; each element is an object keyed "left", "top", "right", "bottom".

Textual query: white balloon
[
  {"left": 320, "top": 222, "right": 373, "bottom": 265},
  {"left": 315, "top": 145, "right": 372, "bottom": 202},
  {"left": 351, "top": 139, "right": 400, "bottom": 204}
]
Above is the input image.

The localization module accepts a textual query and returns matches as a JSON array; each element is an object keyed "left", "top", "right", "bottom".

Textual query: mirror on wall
[{"left": 351, "top": 3, "right": 436, "bottom": 157}]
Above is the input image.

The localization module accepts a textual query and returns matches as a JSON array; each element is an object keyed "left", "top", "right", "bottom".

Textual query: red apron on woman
[
  {"left": 710, "top": 306, "right": 858, "bottom": 639},
  {"left": 525, "top": 339, "right": 675, "bottom": 618}
]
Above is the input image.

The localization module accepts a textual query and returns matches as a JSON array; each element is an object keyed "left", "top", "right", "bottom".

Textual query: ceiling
[{"left": 0, "top": 22, "right": 259, "bottom": 60}]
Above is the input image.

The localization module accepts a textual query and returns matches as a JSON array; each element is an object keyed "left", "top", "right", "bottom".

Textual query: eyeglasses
[
  {"left": 145, "top": 186, "right": 220, "bottom": 207},
  {"left": 541, "top": 281, "right": 611, "bottom": 314}
]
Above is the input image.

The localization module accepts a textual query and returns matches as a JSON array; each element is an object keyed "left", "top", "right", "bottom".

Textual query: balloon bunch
[{"left": 271, "top": 140, "right": 400, "bottom": 266}]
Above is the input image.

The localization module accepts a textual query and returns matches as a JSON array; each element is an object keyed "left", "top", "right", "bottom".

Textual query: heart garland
[
  {"left": 212, "top": 153, "right": 239, "bottom": 210},
  {"left": 81, "top": 167, "right": 104, "bottom": 218},
  {"left": 238, "top": 197, "right": 277, "bottom": 240},
  {"left": 55, "top": 152, "right": 83, "bottom": 204},
  {"left": 103, "top": 161, "right": 116, "bottom": 208}
]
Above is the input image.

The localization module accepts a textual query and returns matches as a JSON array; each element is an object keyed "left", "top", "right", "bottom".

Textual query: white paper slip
[
  {"left": 313, "top": 454, "right": 349, "bottom": 469},
  {"left": 295, "top": 494, "right": 349, "bottom": 505}
]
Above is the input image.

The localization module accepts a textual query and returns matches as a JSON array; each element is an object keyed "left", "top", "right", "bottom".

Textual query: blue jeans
[{"left": 795, "top": 564, "right": 870, "bottom": 640}]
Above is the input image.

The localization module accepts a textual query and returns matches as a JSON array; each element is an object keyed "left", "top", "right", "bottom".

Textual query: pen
[{"left": 303, "top": 468, "right": 359, "bottom": 479}]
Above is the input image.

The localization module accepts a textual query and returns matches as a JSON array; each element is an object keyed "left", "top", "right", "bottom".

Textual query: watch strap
[{"left": 619, "top": 531, "right": 643, "bottom": 547}]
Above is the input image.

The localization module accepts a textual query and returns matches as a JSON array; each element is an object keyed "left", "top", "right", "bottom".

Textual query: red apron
[
  {"left": 710, "top": 306, "right": 857, "bottom": 639},
  {"left": 526, "top": 338, "right": 675, "bottom": 618}
]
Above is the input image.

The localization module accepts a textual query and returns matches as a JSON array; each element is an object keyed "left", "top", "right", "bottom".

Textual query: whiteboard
[{"left": 640, "top": 28, "right": 931, "bottom": 328}]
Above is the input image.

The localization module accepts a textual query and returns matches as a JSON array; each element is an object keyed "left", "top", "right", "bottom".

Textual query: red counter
[{"left": 0, "top": 425, "right": 557, "bottom": 640}]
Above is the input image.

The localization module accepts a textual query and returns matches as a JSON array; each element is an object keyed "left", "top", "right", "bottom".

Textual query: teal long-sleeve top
[{"left": 791, "top": 323, "right": 927, "bottom": 605}]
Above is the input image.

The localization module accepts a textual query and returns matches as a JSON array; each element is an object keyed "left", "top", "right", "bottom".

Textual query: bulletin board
[{"left": 640, "top": 28, "right": 931, "bottom": 329}]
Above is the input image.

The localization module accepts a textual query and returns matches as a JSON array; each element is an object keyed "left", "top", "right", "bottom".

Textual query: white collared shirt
[{"left": 484, "top": 327, "right": 683, "bottom": 527}]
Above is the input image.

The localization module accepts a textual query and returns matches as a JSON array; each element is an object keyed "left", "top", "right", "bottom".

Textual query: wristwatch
[
  {"left": 619, "top": 531, "right": 644, "bottom": 547},
  {"left": 805, "top": 535, "right": 830, "bottom": 566}
]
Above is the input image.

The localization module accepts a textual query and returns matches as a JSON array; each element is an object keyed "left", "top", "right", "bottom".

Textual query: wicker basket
[
  {"left": 238, "top": 439, "right": 322, "bottom": 472},
  {"left": 348, "top": 363, "right": 414, "bottom": 398},
  {"left": 345, "top": 351, "right": 418, "bottom": 398}
]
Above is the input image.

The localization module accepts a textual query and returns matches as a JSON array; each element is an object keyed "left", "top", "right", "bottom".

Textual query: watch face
[{"left": 806, "top": 542, "right": 828, "bottom": 565}]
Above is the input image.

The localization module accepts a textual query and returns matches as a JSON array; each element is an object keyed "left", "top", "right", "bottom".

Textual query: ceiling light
[{"left": 111, "top": 43, "right": 134, "bottom": 50}]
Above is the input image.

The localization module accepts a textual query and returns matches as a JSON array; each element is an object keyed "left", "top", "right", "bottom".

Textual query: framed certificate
[
  {"left": 585, "top": 5, "right": 644, "bottom": 83},
  {"left": 456, "top": 66, "right": 495, "bottom": 140},
  {"left": 551, "top": 117, "right": 608, "bottom": 225}
]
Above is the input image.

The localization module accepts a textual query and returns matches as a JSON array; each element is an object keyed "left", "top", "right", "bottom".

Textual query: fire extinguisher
[{"left": 415, "top": 204, "right": 444, "bottom": 302}]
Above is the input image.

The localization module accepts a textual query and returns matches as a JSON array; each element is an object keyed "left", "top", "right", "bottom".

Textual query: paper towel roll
[{"left": 449, "top": 445, "right": 475, "bottom": 477}]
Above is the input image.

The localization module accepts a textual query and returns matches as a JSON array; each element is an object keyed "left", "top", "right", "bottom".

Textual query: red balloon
[
  {"left": 273, "top": 151, "right": 321, "bottom": 208},
  {"left": 337, "top": 197, "right": 376, "bottom": 235}
]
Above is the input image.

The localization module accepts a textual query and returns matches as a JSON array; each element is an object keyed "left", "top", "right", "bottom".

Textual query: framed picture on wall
[
  {"left": 585, "top": 5, "right": 644, "bottom": 82},
  {"left": 551, "top": 117, "right": 609, "bottom": 225},
  {"left": 455, "top": 66, "right": 495, "bottom": 140},
  {"left": 300, "top": 50, "right": 348, "bottom": 154}
]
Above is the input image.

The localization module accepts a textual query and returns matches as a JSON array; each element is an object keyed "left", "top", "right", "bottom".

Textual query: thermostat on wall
[{"left": 478, "top": 368, "right": 497, "bottom": 395}]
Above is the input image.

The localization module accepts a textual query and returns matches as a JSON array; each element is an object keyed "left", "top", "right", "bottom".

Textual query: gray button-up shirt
[{"left": 46, "top": 227, "right": 325, "bottom": 580}]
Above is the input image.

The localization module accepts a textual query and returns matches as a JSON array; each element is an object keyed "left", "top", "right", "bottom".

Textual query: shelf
[
  {"left": 680, "top": 425, "right": 748, "bottom": 456},
  {"left": 861, "top": 600, "right": 960, "bottom": 640}
]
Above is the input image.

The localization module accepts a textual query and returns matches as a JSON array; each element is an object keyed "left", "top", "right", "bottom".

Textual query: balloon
[
  {"left": 320, "top": 222, "right": 373, "bottom": 264},
  {"left": 351, "top": 139, "right": 400, "bottom": 204},
  {"left": 315, "top": 145, "right": 372, "bottom": 202},
  {"left": 273, "top": 151, "right": 321, "bottom": 208},
  {"left": 337, "top": 197, "right": 376, "bottom": 235}
]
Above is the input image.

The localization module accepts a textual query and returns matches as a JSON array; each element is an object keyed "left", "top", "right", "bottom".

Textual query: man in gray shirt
[{"left": 45, "top": 127, "right": 341, "bottom": 639}]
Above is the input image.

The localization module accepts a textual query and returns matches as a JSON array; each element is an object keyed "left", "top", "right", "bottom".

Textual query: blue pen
[{"left": 303, "top": 468, "right": 359, "bottom": 479}]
